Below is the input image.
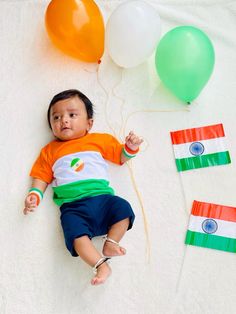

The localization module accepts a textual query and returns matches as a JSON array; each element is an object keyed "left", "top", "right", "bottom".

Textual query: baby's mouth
[{"left": 61, "top": 127, "right": 71, "bottom": 131}]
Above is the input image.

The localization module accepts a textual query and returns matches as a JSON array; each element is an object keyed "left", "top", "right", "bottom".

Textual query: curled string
[
  {"left": 95, "top": 65, "right": 152, "bottom": 261},
  {"left": 113, "top": 72, "right": 190, "bottom": 262},
  {"left": 88, "top": 63, "right": 190, "bottom": 265}
]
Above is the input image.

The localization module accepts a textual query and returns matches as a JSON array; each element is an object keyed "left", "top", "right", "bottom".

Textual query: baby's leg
[
  {"left": 74, "top": 235, "right": 111, "bottom": 285},
  {"left": 103, "top": 218, "right": 130, "bottom": 257}
]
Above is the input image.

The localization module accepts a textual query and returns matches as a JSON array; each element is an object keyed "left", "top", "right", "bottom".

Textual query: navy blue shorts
[{"left": 60, "top": 194, "right": 135, "bottom": 256}]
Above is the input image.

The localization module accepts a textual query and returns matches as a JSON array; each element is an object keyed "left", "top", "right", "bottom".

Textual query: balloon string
[
  {"left": 95, "top": 64, "right": 190, "bottom": 264},
  {"left": 121, "top": 110, "right": 190, "bottom": 286},
  {"left": 122, "top": 108, "right": 189, "bottom": 138},
  {"left": 82, "top": 64, "right": 98, "bottom": 74},
  {"left": 83, "top": 65, "right": 116, "bottom": 137},
  {"left": 109, "top": 69, "right": 192, "bottom": 286},
  {"left": 109, "top": 67, "right": 152, "bottom": 262},
  {"left": 111, "top": 68, "right": 125, "bottom": 142},
  {"left": 111, "top": 86, "right": 191, "bottom": 265},
  {"left": 96, "top": 66, "right": 119, "bottom": 138},
  {"left": 96, "top": 65, "right": 152, "bottom": 260},
  {"left": 127, "top": 160, "right": 151, "bottom": 262}
]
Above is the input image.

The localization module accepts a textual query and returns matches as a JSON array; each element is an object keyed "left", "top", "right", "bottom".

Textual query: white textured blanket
[{"left": 0, "top": 1, "right": 236, "bottom": 313}]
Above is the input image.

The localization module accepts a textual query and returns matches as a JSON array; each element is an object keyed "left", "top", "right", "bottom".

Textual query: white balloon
[{"left": 106, "top": 0, "right": 161, "bottom": 68}]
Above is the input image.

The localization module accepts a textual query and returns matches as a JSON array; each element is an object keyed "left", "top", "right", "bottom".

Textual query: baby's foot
[
  {"left": 102, "top": 240, "right": 126, "bottom": 257},
  {"left": 91, "top": 262, "right": 111, "bottom": 286}
]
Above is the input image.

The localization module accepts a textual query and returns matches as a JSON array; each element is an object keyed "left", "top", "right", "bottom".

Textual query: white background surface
[{"left": 0, "top": 1, "right": 236, "bottom": 313}]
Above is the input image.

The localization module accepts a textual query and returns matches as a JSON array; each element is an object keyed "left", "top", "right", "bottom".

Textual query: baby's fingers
[
  {"left": 23, "top": 207, "right": 30, "bottom": 215},
  {"left": 23, "top": 203, "right": 37, "bottom": 215},
  {"left": 23, "top": 206, "right": 36, "bottom": 215},
  {"left": 137, "top": 137, "right": 144, "bottom": 144},
  {"left": 130, "top": 134, "right": 143, "bottom": 145}
]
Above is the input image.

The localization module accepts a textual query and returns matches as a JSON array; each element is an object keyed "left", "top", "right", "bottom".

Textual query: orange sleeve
[
  {"left": 100, "top": 134, "right": 124, "bottom": 165},
  {"left": 29, "top": 146, "right": 53, "bottom": 184}
]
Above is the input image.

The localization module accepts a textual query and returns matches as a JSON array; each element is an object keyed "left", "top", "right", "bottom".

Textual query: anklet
[
  {"left": 92, "top": 257, "right": 110, "bottom": 274},
  {"left": 103, "top": 236, "right": 120, "bottom": 246}
]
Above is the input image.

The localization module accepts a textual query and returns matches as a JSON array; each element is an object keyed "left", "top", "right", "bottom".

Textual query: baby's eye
[
  {"left": 70, "top": 113, "right": 77, "bottom": 118},
  {"left": 53, "top": 115, "right": 61, "bottom": 121}
]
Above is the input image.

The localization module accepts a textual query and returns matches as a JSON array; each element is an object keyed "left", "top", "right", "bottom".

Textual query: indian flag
[
  {"left": 185, "top": 200, "right": 236, "bottom": 253},
  {"left": 170, "top": 123, "right": 231, "bottom": 171}
]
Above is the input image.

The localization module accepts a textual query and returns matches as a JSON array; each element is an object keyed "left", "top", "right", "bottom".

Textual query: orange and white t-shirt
[{"left": 30, "top": 133, "right": 124, "bottom": 206}]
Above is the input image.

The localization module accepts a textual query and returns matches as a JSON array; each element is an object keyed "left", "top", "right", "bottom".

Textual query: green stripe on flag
[
  {"left": 185, "top": 230, "right": 236, "bottom": 253},
  {"left": 176, "top": 151, "right": 231, "bottom": 171}
]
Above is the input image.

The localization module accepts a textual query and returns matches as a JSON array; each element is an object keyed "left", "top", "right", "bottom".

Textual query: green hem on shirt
[{"left": 52, "top": 179, "right": 114, "bottom": 206}]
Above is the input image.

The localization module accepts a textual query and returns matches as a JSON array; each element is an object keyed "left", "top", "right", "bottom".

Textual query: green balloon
[{"left": 155, "top": 26, "right": 215, "bottom": 103}]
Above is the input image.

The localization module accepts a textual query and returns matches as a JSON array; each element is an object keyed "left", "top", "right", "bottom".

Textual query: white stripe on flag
[
  {"left": 188, "top": 215, "right": 236, "bottom": 239},
  {"left": 173, "top": 137, "right": 227, "bottom": 159}
]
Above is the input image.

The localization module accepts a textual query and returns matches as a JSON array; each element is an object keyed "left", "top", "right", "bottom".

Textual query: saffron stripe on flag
[
  {"left": 175, "top": 151, "right": 231, "bottom": 171},
  {"left": 185, "top": 230, "right": 236, "bottom": 253},
  {"left": 172, "top": 137, "right": 228, "bottom": 159},
  {"left": 171, "top": 123, "right": 225, "bottom": 145},
  {"left": 191, "top": 200, "right": 236, "bottom": 222}
]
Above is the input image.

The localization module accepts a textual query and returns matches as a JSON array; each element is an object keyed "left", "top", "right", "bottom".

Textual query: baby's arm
[
  {"left": 23, "top": 178, "right": 48, "bottom": 215},
  {"left": 121, "top": 131, "right": 143, "bottom": 164}
]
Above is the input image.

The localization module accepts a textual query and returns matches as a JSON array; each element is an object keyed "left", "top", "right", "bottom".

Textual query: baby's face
[{"left": 49, "top": 96, "right": 93, "bottom": 141}]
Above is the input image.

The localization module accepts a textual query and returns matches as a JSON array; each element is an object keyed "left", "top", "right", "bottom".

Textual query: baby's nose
[{"left": 61, "top": 116, "right": 69, "bottom": 123}]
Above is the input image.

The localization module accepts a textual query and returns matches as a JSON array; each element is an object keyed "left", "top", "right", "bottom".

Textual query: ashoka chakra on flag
[
  {"left": 170, "top": 123, "right": 231, "bottom": 171},
  {"left": 185, "top": 200, "right": 236, "bottom": 253}
]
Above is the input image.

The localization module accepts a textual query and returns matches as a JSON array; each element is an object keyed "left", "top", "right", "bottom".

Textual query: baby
[{"left": 23, "top": 89, "right": 143, "bottom": 285}]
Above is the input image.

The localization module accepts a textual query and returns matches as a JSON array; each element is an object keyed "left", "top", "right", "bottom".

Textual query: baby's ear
[{"left": 87, "top": 119, "right": 93, "bottom": 131}]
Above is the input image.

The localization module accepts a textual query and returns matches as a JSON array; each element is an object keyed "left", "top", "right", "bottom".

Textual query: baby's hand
[
  {"left": 125, "top": 131, "right": 143, "bottom": 151},
  {"left": 23, "top": 194, "right": 38, "bottom": 215}
]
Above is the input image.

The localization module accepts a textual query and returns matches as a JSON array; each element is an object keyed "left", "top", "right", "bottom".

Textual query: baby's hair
[{"left": 47, "top": 89, "right": 94, "bottom": 129}]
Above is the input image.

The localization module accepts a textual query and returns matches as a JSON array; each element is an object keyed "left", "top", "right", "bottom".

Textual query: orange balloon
[{"left": 45, "top": 0, "right": 105, "bottom": 63}]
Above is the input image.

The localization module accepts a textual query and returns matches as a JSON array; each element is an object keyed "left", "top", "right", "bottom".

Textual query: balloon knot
[
  {"left": 187, "top": 101, "right": 191, "bottom": 105},
  {"left": 98, "top": 59, "right": 101, "bottom": 64}
]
